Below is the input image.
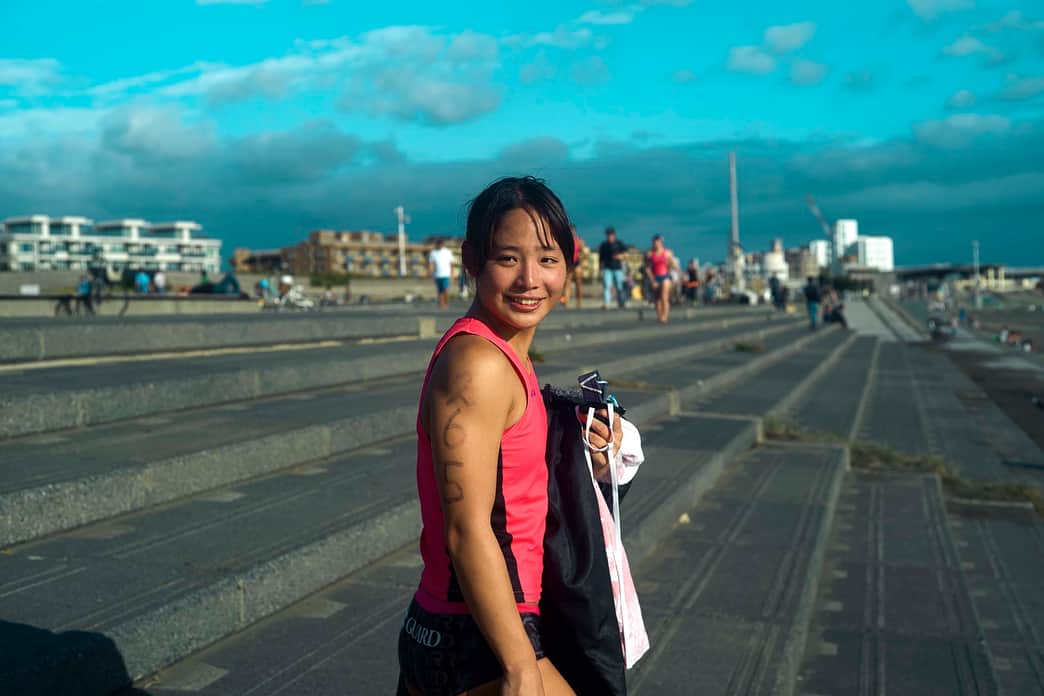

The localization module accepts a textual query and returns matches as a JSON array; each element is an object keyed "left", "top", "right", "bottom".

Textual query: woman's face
[
  {"left": 652, "top": 237, "right": 664, "bottom": 252},
  {"left": 473, "top": 207, "right": 568, "bottom": 334}
]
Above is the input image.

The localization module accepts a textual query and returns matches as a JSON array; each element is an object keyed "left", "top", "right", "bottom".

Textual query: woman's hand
[
  {"left": 577, "top": 407, "right": 623, "bottom": 480},
  {"left": 501, "top": 662, "right": 545, "bottom": 696}
]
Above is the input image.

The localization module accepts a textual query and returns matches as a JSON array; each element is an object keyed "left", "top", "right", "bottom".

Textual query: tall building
[
  {"left": 833, "top": 219, "right": 858, "bottom": 260},
  {"left": 855, "top": 236, "right": 894, "bottom": 272},
  {"left": 808, "top": 240, "right": 831, "bottom": 269},
  {"left": 0, "top": 215, "right": 221, "bottom": 273}
]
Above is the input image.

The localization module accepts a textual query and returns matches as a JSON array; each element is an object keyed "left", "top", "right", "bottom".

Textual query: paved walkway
[{"left": 844, "top": 298, "right": 899, "bottom": 341}]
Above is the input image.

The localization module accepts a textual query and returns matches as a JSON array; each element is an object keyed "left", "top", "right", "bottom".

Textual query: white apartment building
[
  {"left": 0, "top": 215, "right": 222, "bottom": 273},
  {"left": 855, "top": 236, "right": 894, "bottom": 272},
  {"left": 808, "top": 240, "right": 831, "bottom": 269},
  {"left": 833, "top": 219, "right": 858, "bottom": 260}
]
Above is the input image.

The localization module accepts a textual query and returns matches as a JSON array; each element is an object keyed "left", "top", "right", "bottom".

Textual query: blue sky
[{"left": 1, "top": 0, "right": 1042, "bottom": 266}]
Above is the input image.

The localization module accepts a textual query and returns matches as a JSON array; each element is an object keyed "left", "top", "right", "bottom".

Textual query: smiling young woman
[{"left": 396, "top": 177, "right": 613, "bottom": 696}]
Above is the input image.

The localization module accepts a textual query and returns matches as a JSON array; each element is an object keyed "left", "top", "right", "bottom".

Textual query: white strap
[{"left": 583, "top": 403, "right": 628, "bottom": 637}]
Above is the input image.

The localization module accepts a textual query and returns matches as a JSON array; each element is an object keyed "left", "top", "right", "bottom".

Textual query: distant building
[
  {"left": 855, "top": 236, "right": 894, "bottom": 272},
  {"left": 273, "top": 230, "right": 465, "bottom": 278},
  {"left": 786, "top": 247, "right": 819, "bottom": 280},
  {"left": 833, "top": 219, "right": 858, "bottom": 260},
  {"left": 808, "top": 240, "right": 831, "bottom": 269},
  {"left": 0, "top": 215, "right": 221, "bottom": 273},
  {"left": 231, "top": 248, "right": 284, "bottom": 274},
  {"left": 762, "top": 238, "right": 788, "bottom": 281}
]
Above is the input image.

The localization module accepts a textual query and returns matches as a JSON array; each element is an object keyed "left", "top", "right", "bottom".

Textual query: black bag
[{"left": 539, "top": 385, "right": 630, "bottom": 696}]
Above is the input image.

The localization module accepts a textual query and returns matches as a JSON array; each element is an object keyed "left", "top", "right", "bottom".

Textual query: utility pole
[
  {"left": 972, "top": 240, "right": 981, "bottom": 310},
  {"left": 394, "top": 205, "right": 410, "bottom": 277},
  {"left": 728, "top": 151, "right": 745, "bottom": 292},
  {"left": 729, "top": 151, "right": 739, "bottom": 254}
]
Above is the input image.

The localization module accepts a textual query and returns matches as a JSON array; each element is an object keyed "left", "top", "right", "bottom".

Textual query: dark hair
[
  {"left": 605, "top": 226, "right": 616, "bottom": 236},
  {"left": 464, "top": 176, "right": 574, "bottom": 275}
]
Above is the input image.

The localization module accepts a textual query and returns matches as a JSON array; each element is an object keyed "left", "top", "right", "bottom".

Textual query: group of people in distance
[{"left": 432, "top": 221, "right": 683, "bottom": 324}]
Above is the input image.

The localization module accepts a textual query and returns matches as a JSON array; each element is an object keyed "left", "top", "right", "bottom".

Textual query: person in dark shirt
[
  {"left": 598, "top": 227, "right": 628, "bottom": 309},
  {"left": 803, "top": 276, "right": 822, "bottom": 330}
]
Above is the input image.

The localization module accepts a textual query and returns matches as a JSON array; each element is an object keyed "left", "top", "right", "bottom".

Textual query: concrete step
[
  {"left": 0, "top": 305, "right": 773, "bottom": 363},
  {"left": 686, "top": 328, "right": 852, "bottom": 416},
  {"left": 0, "top": 313, "right": 796, "bottom": 440},
  {"left": 1, "top": 410, "right": 757, "bottom": 695},
  {"left": 627, "top": 444, "right": 847, "bottom": 695},
  {"left": 947, "top": 500, "right": 1044, "bottom": 696},
  {"left": 788, "top": 335, "right": 880, "bottom": 440},
  {"left": 796, "top": 470, "right": 997, "bottom": 696},
  {"left": 0, "top": 319, "right": 799, "bottom": 547},
  {"left": 0, "top": 312, "right": 440, "bottom": 364},
  {"left": 858, "top": 342, "right": 1044, "bottom": 486}
]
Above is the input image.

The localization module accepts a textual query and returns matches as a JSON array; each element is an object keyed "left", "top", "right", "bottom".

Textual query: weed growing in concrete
[
  {"left": 529, "top": 347, "right": 545, "bottom": 363},
  {"left": 734, "top": 341, "right": 766, "bottom": 353},
  {"left": 763, "top": 417, "right": 845, "bottom": 444},
  {"left": 851, "top": 441, "right": 1044, "bottom": 518}
]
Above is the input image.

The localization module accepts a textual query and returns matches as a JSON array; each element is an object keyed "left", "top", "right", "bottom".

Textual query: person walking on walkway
[
  {"left": 598, "top": 227, "right": 628, "bottom": 309},
  {"left": 803, "top": 276, "right": 822, "bottom": 330},
  {"left": 645, "top": 234, "right": 678, "bottom": 324},
  {"left": 428, "top": 237, "right": 454, "bottom": 310},
  {"left": 398, "top": 176, "right": 617, "bottom": 696},
  {"left": 560, "top": 225, "right": 585, "bottom": 308}
]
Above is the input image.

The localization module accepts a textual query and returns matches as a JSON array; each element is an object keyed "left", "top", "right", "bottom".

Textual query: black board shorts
[{"left": 397, "top": 597, "right": 544, "bottom": 695}]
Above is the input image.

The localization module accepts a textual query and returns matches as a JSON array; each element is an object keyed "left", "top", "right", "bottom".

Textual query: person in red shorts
[{"left": 398, "top": 177, "right": 621, "bottom": 696}]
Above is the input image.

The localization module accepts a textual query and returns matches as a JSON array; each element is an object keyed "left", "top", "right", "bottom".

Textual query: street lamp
[{"left": 394, "top": 205, "right": 410, "bottom": 277}]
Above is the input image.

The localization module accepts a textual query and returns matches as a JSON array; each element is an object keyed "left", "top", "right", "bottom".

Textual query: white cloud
[
  {"left": 506, "top": 25, "right": 595, "bottom": 50},
  {"left": 789, "top": 59, "right": 827, "bottom": 86},
  {"left": 578, "top": 9, "right": 636, "bottom": 25},
  {"left": 0, "top": 58, "right": 62, "bottom": 96},
  {"left": 141, "top": 26, "right": 502, "bottom": 125},
  {"left": 945, "top": 89, "right": 976, "bottom": 109},
  {"left": 570, "top": 56, "right": 611, "bottom": 85},
  {"left": 942, "top": 35, "right": 1004, "bottom": 63},
  {"left": 982, "top": 10, "right": 1044, "bottom": 33},
  {"left": 906, "top": 0, "right": 974, "bottom": 21},
  {"left": 446, "top": 31, "right": 500, "bottom": 61},
  {"left": 998, "top": 74, "right": 1044, "bottom": 101},
  {"left": 0, "top": 106, "right": 102, "bottom": 141},
  {"left": 100, "top": 105, "right": 216, "bottom": 160},
  {"left": 89, "top": 62, "right": 215, "bottom": 98},
  {"left": 914, "top": 113, "right": 1010, "bottom": 148},
  {"left": 764, "top": 22, "right": 816, "bottom": 54},
  {"left": 519, "top": 52, "right": 557, "bottom": 84},
  {"left": 727, "top": 46, "right": 776, "bottom": 75}
]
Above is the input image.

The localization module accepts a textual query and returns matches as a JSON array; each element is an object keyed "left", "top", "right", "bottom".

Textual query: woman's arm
[{"left": 423, "top": 335, "right": 544, "bottom": 689}]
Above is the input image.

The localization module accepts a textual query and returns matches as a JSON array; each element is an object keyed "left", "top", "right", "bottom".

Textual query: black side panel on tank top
[{"left": 539, "top": 386, "right": 631, "bottom": 696}]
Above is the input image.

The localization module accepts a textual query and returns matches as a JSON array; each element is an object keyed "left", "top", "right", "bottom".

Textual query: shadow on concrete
[{"left": 0, "top": 620, "right": 147, "bottom": 695}]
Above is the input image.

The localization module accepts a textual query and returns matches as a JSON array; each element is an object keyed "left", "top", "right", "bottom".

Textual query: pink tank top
[
  {"left": 414, "top": 317, "right": 548, "bottom": 615},
  {"left": 650, "top": 249, "right": 670, "bottom": 277}
]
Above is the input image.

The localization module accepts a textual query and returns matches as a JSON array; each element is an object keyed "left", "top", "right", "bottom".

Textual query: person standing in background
[
  {"left": 803, "top": 276, "right": 822, "bottom": 330},
  {"left": 561, "top": 225, "right": 586, "bottom": 308},
  {"left": 153, "top": 270, "right": 167, "bottom": 294},
  {"left": 428, "top": 238, "right": 454, "bottom": 310},
  {"left": 598, "top": 227, "right": 628, "bottom": 309}
]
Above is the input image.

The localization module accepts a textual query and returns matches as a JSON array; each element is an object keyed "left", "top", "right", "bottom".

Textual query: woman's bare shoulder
[{"left": 429, "top": 334, "right": 517, "bottom": 393}]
